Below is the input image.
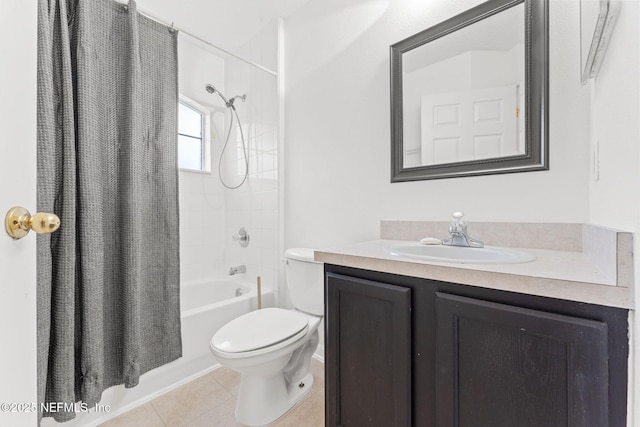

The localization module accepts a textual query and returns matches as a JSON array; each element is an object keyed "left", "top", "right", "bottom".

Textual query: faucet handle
[
  {"left": 232, "top": 227, "right": 250, "bottom": 247},
  {"left": 450, "top": 211, "right": 466, "bottom": 229}
]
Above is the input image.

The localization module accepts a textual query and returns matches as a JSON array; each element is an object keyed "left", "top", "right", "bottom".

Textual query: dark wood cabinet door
[
  {"left": 325, "top": 273, "right": 412, "bottom": 427},
  {"left": 436, "top": 292, "right": 609, "bottom": 427}
]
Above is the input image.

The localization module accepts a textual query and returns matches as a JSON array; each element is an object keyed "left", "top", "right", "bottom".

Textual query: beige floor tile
[
  {"left": 151, "top": 373, "right": 233, "bottom": 427},
  {"left": 97, "top": 403, "right": 164, "bottom": 427},
  {"left": 308, "top": 359, "right": 325, "bottom": 395},
  {"left": 186, "top": 398, "right": 244, "bottom": 427},
  {"left": 309, "top": 358, "right": 323, "bottom": 374},
  {"left": 271, "top": 391, "right": 325, "bottom": 427},
  {"left": 102, "top": 361, "right": 325, "bottom": 427},
  {"left": 210, "top": 367, "right": 242, "bottom": 396}
]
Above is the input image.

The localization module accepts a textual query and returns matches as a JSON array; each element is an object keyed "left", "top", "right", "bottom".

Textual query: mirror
[{"left": 390, "top": 0, "right": 548, "bottom": 181}]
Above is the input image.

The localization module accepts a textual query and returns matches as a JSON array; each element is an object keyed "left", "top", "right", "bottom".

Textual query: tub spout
[{"left": 228, "top": 265, "right": 246, "bottom": 275}]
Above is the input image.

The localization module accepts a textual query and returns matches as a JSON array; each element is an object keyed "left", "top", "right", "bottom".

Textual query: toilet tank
[{"left": 284, "top": 248, "right": 324, "bottom": 316}]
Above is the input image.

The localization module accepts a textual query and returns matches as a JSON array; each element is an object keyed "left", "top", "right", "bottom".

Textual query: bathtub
[{"left": 56, "top": 278, "right": 274, "bottom": 426}]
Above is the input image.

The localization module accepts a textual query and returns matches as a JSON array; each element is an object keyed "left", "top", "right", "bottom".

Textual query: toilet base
[{"left": 235, "top": 372, "right": 314, "bottom": 426}]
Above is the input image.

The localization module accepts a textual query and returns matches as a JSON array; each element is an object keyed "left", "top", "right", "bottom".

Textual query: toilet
[{"left": 209, "top": 248, "right": 324, "bottom": 426}]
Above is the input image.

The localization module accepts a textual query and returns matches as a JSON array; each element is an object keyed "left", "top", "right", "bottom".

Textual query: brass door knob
[{"left": 4, "top": 206, "right": 61, "bottom": 240}]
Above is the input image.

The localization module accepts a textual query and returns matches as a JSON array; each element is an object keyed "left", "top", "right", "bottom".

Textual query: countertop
[{"left": 315, "top": 239, "right": 633, "bottom": 309}]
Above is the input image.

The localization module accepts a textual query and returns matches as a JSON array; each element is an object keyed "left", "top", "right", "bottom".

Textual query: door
[
  {"left": 0, "top": 1, "right": 39, "bottom": 426},
  {"left": 421, "top": 85, "right": 520, "bottom": 165},
  {"left": 436, "top": 292, "right": 609, "bottom": 427},
  {"left": 325, "top": 273, "right": 412, "bottom": 427}
]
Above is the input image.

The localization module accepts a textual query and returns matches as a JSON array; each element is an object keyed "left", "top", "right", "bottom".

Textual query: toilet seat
[{"left": 211, "top": 308, "right": 310, "bottom": 359}]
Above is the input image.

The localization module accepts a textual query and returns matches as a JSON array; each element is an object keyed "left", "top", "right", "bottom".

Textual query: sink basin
[{"left": 385, "top": 243, "right": 535, "bottom": 264}]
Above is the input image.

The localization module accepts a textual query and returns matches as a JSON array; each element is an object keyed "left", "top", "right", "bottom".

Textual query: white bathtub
[{"left": 56, "top": 278, "right": 274, "bottom": 426}]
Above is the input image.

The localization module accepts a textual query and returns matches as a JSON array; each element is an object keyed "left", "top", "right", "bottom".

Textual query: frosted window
[
  {"left": 178, "top": 102, "right": 203, "bottom": 170},
  {"left": 178, "top": 135, "right": 202, "bottom": 170},
  {"left": 179, "top": 103, "right": 202, "bottom": 138}
]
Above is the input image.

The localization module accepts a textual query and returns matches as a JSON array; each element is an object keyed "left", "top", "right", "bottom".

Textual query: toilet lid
[
  {"left": 211, "top": 308, "right": 309, "bottom": 353},
  {"left": 284, "top": 248, "right": 318, "bottom": 263}
]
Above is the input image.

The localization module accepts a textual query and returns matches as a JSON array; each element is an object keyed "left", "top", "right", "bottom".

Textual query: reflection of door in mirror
[
  {"left": 401, "top": 3, "right": 525, "bottom": 168},
  {"left": 420, "top": 84, "right": 520, "bottom": 166}
]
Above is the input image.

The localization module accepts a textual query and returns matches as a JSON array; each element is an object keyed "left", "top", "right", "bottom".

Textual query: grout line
[
  {"left": 213, "top": 375, "right": 239, "bottom": 399},
  {"left": 148, "top": 401, "right": 168, "bottom": 427}
]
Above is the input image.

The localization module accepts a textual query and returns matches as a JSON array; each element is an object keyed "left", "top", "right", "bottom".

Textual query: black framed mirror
[{"left": 390, "top": 0, "right": 548, "bottom": 182}]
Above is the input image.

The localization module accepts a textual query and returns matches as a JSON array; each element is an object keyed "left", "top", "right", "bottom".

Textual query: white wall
[
  {"left": 589, "top": 1, "right": 640, "bottom": 230},
  {"left": 284, "top": 0, "right": 591, "bottom": 249},
  {"left": 587, "top": 1, "right": 640, "bottom": 424}
]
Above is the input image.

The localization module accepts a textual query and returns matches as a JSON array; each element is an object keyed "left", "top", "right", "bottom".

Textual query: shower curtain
[{"left": 37, "top": 0, "right": 181, "bottom": 422}]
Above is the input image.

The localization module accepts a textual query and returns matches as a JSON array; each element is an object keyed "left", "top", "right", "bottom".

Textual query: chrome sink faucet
[
  {"left": 228, "top": 265, "right": 246, "bottom": 275},
  {"left": 442, "top": 212, "right": 484, "bottom": 248}
]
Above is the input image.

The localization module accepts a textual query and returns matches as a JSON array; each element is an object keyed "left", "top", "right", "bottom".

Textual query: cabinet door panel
[
  {"left": 326, "top": 273, "right": 412, "bottom": 426},
  {"left": 436, "top": 292, "right": 608, "bottom": 427}
]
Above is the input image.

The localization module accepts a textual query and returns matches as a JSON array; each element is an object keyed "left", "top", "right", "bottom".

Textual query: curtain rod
[{"left": 123, "top": 2, "right": 278, "bottom": 77}]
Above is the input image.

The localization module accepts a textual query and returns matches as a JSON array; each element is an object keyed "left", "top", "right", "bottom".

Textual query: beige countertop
[{"left": 315, "top": 239, "right": 633, "bottom": 309}]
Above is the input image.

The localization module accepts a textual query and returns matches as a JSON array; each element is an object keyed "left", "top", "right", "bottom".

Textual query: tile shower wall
[
  {"left": 179, "top": 172, "right": 227, "bottom": 283},
  {"left": 178, "top": 37, "right": 228, "bottom": 284},
  {"left": 177, "top": 23, "right": 281, "bottom": 295},
  {"left": 223, "top": 33, "right": 280, "bottom": 299}
]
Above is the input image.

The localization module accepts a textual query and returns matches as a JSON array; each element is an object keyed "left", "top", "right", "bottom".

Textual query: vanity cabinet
[
  {"left": 324, "top": 265, "right": 629, "bottom": 427},
  {"left": 436, "top": 292, "right": 608, "bottom": 427},
  {"left": 325, "top": 274, "right": 412, "bottom": 426}
]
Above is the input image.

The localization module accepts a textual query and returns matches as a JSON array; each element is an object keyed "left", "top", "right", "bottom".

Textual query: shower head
[
  {"left": 205, "top": 83, "right": 246, "bottom": 110},
  {"left": 205, "top": 83, "right": 234, "bottom": 109}
]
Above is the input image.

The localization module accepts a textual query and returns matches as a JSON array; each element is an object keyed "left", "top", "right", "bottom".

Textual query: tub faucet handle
[{"left": 233, "top": 227, "right": 250, "bottom": 247}]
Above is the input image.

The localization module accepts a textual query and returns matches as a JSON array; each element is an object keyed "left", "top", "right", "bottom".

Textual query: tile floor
[{"left": 98, "top": 359, "right": 325, "bottom": 427}]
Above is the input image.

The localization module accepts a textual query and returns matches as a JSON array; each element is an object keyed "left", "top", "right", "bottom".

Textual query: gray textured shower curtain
[{"left": 37, "top": 0, "right": 181, "bottom": 422}]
